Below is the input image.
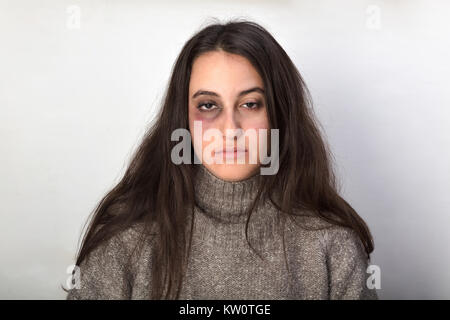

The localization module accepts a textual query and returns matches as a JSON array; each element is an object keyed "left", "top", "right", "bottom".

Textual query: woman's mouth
[{"left": 213, "top": 148, "right": 248, "bottom": 160}]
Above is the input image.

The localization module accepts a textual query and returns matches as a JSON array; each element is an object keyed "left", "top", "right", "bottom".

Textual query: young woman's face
[{"left": 188, "top": 50, "right": 270, "bottom": 181}]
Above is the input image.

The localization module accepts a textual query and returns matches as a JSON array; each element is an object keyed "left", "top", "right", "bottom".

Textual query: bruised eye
[{"left": 197, "top": 102, "right": 218, "bottom": 111}]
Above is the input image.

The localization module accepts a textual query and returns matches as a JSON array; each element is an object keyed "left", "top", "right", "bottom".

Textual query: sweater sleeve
[
  {"left": 324, "top": 226, "right": 379, "bottom": 300},
  {"left": 66, "top": 231, "right": 133, "bottom": 300}
]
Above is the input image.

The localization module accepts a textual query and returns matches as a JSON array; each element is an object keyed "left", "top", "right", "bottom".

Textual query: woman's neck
[{"left": 193, "top": 164, "right": 262, "bottom": 224}]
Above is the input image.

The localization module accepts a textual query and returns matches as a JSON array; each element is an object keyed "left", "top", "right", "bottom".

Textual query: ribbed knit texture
[{"left": 66, "top": 164, "right": 378, "bottom": 300}]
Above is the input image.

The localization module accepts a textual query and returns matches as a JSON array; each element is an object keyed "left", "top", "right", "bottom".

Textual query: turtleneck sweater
[{"left": 66, "top": 164, "right": 378, "bottom": 300}]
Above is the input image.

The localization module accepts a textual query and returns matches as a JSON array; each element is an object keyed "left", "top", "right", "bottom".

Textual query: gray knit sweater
[{"left": 66, "top": 164, "right": 378, "bottom": 300}]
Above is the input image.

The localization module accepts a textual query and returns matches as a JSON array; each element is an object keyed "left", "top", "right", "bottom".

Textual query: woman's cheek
[
  {"left": 190, "top": 115, "right": 219, "bottom": 161},
  {"left": 243, "top": 113, "right": 270, "bottom": 129},
  {"left": 242, "top": 120, "right": 271, "bottom": 165}
]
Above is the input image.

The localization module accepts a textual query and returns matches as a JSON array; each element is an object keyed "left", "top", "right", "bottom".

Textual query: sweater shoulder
[
  {"left": 285, "top": 209, "right": 338, "bottom": 233},
  {"left": 283, "top": 211, "right": 366, "bottom": 257},
  {"left": 89, "top": 221, "right": 154, "bottom": 258},
  {"left": 66, "top": 221, "right": 157, "bottom": 300},
  {"left": 321, "top": 223, "right": 367, "bottom": 260},
  {"left": 114, "top": 221, "right": 158, "bottom": 266}
]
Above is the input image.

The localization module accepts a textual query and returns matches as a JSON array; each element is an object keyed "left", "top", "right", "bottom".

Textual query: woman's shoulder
[
  {"left": 115, "top": 220, "right": 159, "bottom": 258},
  {"left": 66, "top": 220, "right": 158, "bottom": 299},
  {"left": 116, "top": 221, "right": 157, "bottom": 246},
  {"left": 284, "top": 210, "right": 365, "bottom": 256},
  {"left": 83, "top": 220, "right": 158, "bottom": 268},
  {"left": 286, "top": 209, "right": 340, "bottom": 231}
]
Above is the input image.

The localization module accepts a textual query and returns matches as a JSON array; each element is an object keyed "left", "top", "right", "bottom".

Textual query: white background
[{"left": 1, "top": 0, "right": 449, "bottom": 299}]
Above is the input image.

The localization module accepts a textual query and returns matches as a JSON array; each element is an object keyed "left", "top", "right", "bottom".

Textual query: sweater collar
[{"left": 193, "top": 164, "right": 262, "bottom": 223}]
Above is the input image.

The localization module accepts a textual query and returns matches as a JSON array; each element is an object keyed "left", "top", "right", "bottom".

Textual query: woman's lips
[{"left": 213, "top": 148, "right": 248, "bottom": 159}]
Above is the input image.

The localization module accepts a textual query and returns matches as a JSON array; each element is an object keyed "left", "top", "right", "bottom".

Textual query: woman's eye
[
  {"left": 242, "top": 102, "right": 260, "bottom": 109},
  {"left": 196, "top": 101, "right": 260, "bottom": 111},
  {"left": 197, "top": 103, "right": 217, "bottom": 111}
]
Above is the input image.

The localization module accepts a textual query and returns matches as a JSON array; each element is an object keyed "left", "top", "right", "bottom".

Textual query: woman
[{"left": 65, "top": 19, "right": 378, "bottom": 300}]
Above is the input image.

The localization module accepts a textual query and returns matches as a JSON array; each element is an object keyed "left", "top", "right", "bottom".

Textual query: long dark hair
[{"left": 64, "top": 18, "right": 375, "bottom": 299}]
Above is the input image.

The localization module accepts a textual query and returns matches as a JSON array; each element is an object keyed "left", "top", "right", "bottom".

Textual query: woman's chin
[{"left": 203, "top": 163, "right": 260, "bottom": 182}]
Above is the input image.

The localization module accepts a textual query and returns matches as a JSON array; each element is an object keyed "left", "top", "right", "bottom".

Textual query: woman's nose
[{"left": 220, "top": 107, "right": 243, "bottom": 140}]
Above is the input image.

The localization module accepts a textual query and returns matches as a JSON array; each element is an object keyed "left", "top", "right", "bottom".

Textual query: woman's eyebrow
[{"left": 191, "top": 87, "right": 265, "bottom": 99}]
